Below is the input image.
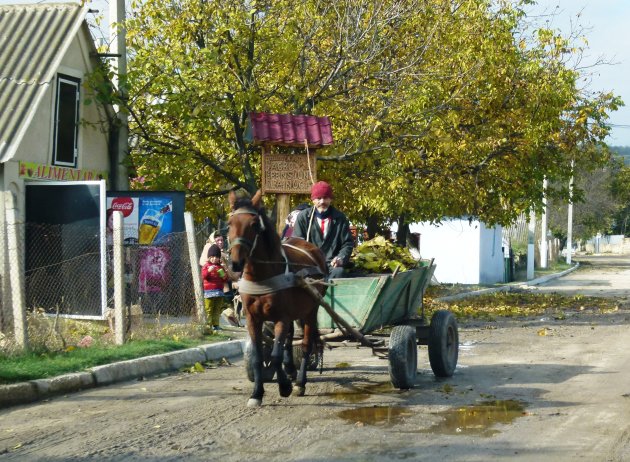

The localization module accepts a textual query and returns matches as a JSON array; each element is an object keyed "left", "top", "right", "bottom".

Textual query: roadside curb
[
  {"left": 514, "top": 262, "right": 580, "bottom": 288},
  {"left": 0, "top": 339, "right": 246, "bottom": 410},
  {"left": 436, "top": 263, "right": 580, "bottom": 302}
]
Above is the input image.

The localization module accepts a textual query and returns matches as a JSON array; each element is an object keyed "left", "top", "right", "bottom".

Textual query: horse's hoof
[
  {"left": 293, "top": 385, "right": 305, "bottom": 396},
  {"left": 279, "top": 382, "right": 293, "bottom": 398},
  {"left": 247, "top": 398, "right": 262, "bottom": 407}
]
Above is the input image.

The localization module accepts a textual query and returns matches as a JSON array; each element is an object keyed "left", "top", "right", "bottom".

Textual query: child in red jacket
[{"left": 201, "top": 244, "right": 228, "bottom": 332}]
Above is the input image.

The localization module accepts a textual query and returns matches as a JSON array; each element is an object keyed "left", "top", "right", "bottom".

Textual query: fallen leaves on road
[{"left": 426, "top": 290, "right": 621, "bottom": 321}]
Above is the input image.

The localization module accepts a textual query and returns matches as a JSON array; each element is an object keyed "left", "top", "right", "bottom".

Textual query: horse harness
[{"left": 229, "top": 206, "right": 326, "bottom": 295}]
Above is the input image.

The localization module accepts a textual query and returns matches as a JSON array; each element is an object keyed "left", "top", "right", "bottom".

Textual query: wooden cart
[{"left": 244, "top": 260, "right": 459, "bottom": 389}]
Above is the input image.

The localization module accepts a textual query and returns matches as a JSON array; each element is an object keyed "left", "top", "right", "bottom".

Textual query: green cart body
[{"left": 318, "top": 260, "right": 436, "bottom": 334}]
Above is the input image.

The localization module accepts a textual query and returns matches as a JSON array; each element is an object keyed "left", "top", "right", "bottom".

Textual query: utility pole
[
  {"left": 540, "top": 178, "right": 548, "bottom": 268},
  {"left": 527, "top": 209, "right": 536, "bottom": 280},
  {"left": 566, "top": 160, "right": 574, "bottom": 265},
  {"left": 111, "top": 0, "right": 129, "bottom": 190}
]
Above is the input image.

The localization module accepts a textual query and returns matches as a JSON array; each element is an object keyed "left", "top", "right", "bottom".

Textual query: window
[{"left": 53, "top": 74, "right": 80, "bottom": 167}]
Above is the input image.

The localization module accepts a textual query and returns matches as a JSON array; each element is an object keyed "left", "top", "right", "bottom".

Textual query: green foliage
[
  {"left": 611, "top": 145, "right": 630, "bottom": 165},
  {"left": 90, "top": 0, "right": 622, "bottom": 226},
  {"left": 548, "top": 155, "right": 624, "bottom": 240},
  {"left": 610, "top": 163, "right": 630, "bottom": 235},
  {"left": 352, "top": 236, "right": 418, "bottom": 273}
]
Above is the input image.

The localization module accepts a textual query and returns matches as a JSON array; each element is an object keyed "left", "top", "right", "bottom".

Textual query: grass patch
[
  {"left": 0, "top": 307, "right": 240, "bottom": 384},
  {"left": 0, "top": 334, "right": 231, "bottom": 385}
]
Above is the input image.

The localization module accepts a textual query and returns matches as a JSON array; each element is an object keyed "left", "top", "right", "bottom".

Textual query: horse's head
[{"left": 227, "top": 190, "right": 266, "bottom": 273}]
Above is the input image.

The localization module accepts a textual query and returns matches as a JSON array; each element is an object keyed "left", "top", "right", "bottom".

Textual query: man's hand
[{"left": 331, "top": 257, "right": 343, "bottom": 267}]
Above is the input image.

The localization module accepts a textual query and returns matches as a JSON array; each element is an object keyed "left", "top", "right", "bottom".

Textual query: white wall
[
  {"left": 478, "top": 222, "right": 505, "bottom": 284},
  {"left": 409, "top": 219, "right": 504, "bottom": 285}
]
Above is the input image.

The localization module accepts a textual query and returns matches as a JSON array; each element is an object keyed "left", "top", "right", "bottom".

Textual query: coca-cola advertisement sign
[
  {"left": 110, "top": 197, "right": 135, "bottom": 217},
  {"left": 106, "top": 196, "right": 139, "bottom": 244}
]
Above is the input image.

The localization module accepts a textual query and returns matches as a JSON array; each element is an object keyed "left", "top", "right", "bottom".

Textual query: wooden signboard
[{"left": 261, "top": 152, "right": 316, "bottom": 195}]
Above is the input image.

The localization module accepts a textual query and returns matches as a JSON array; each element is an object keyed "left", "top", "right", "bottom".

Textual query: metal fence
[
  {"left": 0, "top": 215, "right": 218, "bottom": 352},
  {"left": 22, "top": 223, "right": 198, "bottom": 319}
]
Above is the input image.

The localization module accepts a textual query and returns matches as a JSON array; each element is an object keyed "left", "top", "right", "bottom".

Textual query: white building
[
  {"left": 409, "top": 219, "right": 505, "bottom": 285},
  {"left": 0, "top": 3, "right": 122, "bottom": 328}
]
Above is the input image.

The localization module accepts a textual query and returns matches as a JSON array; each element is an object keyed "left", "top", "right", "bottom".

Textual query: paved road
[
  {"left": 1, "top": 255, "right": 629, "bottom": 461},
  {"left": 531, "top": 254, "right": 630, "bottom": 299}
]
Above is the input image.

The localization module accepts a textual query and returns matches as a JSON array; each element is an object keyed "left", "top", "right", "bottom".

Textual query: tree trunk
[
  {"left": 395, "top": 215, "right": 408, "bottom": 246},
  {"left": 366, "top": 215, "right": 379, "bottom": 239}
]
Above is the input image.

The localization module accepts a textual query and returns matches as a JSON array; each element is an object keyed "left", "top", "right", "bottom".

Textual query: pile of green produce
[{"left": 351, "top": 236, "right": 419, "bottom": 273}]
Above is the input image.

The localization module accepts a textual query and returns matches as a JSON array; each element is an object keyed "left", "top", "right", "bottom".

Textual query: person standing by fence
[{"left": 201, "top": 244, "right": 228, "bottom": 332}]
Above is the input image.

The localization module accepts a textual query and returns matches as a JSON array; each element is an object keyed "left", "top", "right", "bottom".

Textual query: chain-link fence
[
  {"left": 22, "top": 223, "right": 198, "bottom": 319},
  {"left": 0, "top": 216, "right": 216, "bottom": 353}
]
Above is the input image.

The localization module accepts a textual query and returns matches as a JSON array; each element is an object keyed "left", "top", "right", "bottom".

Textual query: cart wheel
[
  {"left": 292, "top": 345, "right": 320, "bottom": 371},
  {"left": 388, "top": 325, "right": 418, "bottom": 389},
  {"left": 428, "top": 310, "right": 459, "bottom": 378}
]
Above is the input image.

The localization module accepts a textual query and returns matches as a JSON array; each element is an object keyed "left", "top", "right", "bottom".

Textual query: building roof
[
  {"left": 0, "top": 3, "right": 87, "bottom": 163},
  {"left": 245, "top": 112, "right": 333, "bottom": 148}
]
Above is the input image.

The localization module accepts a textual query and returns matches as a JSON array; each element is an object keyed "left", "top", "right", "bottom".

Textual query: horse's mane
[{"left": 233, "top": 197, "right": 254, "bottom": 210}]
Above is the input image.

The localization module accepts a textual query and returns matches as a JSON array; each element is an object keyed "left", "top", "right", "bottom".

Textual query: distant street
[{"left": 533, "top": 253, "right": 630, "bottom": 298}]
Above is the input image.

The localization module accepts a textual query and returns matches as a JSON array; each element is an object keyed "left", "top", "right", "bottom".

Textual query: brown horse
[{"left": 227, "top": 190, "right": 327, "bottom": 407}]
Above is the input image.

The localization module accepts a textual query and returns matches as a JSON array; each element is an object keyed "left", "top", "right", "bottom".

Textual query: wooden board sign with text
[{"left": 262, "top": 153, "right": 316, "bottom": 194}]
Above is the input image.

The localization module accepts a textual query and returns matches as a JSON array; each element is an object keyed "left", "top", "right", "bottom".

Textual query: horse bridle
[{"left": 228, "top": 207, "right": 265, "bottom": 257}]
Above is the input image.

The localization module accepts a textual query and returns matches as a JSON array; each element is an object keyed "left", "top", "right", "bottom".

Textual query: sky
[
  {"left": 525, "top": 1, "right": 630, "bottom": 146},
  {"left": 2, "top": 0, "right": 629, "bottom": 146}
]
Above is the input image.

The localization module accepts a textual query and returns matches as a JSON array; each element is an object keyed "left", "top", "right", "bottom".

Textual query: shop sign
[{"left": 19, "top": 161, "right": 108, "bottom": 182}]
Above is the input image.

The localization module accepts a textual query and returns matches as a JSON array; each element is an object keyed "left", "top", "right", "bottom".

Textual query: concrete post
[
  {"left": 113, "top": 211, "right": 125, "bottom": 345},
  {"left": 527, "top": 210, "right": 535, "bottom": 280},
  {"left": 110, "top": 0, "right": 129, "bottom": 190},
  {"left": 566, "top": 164, "right": 574, "bottom": 265},
  {"left": 0, "top": 189, "right": 10, "bottom": 332},
  {"left": 5, "top": 191, "right": 27, "bottom": 350},
  {"left": 185, "top": 212, "right": 205, "bottom": 323}
]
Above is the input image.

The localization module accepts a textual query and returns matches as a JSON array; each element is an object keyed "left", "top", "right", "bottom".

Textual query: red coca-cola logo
[{"left": 111, "top": 197, "right": 134, "bottom": 217}]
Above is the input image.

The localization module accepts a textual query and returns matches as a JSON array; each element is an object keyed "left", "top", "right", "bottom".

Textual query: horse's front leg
[
  {"left": 294, "top": 314, "right": 316, "bottom": 397},
  {"left": 247, "top": 315, "right": 265, "bottom": 407},
  {"left": 283, "top": 322, "right": 297, "bottom": 381},
  {"left": 272, "top": 321, "right": 293, "bottom": 398}
]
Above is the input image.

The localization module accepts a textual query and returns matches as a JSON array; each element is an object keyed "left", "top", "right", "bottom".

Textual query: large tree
[{"left": 105, "top": 0, "right": 620, "bottom": 226}]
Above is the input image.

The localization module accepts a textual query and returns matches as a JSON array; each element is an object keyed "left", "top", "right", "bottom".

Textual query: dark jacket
[{"left": 292, "top": 206, "right": 354, "bottom": 266}]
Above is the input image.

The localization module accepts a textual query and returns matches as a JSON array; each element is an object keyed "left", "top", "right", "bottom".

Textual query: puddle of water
[
  {"left": 329, "top": 390, "right": 371, "bottom": 403},
  {"left": 338, "top": 406, "right": 413, "bottom": 426},
  {"left": 419, "top": 399, "right": 527, "bottom": 437},
  {"left": 459, "top": 341, "right": 477, "bottom": 352},
  {"left": 327, "top": 382, "right": 396, "bottom": 403}
]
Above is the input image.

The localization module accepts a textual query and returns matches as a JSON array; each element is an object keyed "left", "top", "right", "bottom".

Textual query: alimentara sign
[{"left": 19, "top": 161, "right": 108, "bottom": 182}]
